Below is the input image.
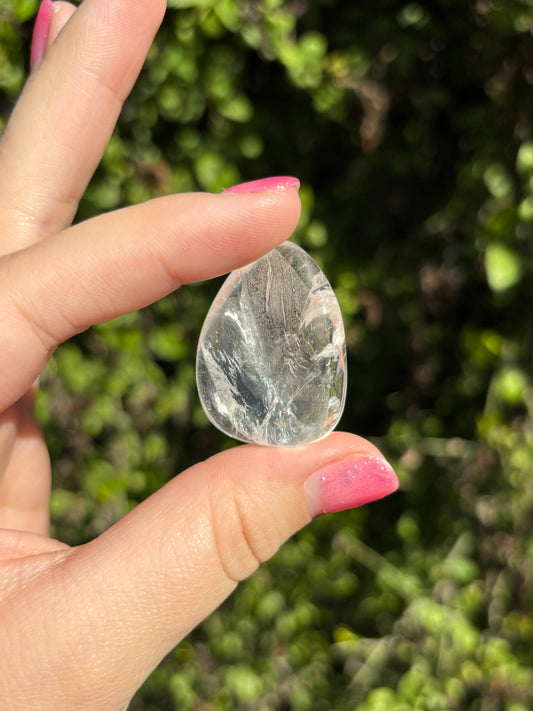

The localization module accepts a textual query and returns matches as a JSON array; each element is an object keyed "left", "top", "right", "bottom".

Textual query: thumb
[{"left": 3, "top": 433, "right": 398, "bottom": 711}]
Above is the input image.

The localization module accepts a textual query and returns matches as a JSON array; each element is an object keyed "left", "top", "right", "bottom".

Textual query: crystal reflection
[{"left": 196, "top": 241, "right": 347, "bottom": 446}]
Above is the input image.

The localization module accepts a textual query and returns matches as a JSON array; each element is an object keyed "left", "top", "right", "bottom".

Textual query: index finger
[{"left": 0, "top": 0, "right": 166, "bottom": 253}]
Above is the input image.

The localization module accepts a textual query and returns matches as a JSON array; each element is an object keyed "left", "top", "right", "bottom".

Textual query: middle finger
[{"left": 0, "top": 0, "right": 166, "bottom": 254}]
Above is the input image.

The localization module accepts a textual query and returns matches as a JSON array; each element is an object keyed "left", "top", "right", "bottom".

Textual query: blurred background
[{"left": 1, "top": 0, "right": 532, "bottom": 708}]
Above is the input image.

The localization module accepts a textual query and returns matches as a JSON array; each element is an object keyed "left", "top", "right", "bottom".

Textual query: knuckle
[
  {"left": 2, "top": 251, "right": 79, "bottom": 355},
  {"left": 208, "top": 473, "right": 283, "bottom": 584},
  {"left": 5, "top": 282, "right": 57, "bottom": 358},
  {"left": 1, "top": 254, "right": 53, "bottom": 349}
]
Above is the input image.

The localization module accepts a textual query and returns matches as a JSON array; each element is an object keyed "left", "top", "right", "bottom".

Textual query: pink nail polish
[
  {"left": 223, "top": 176, "right": 300, "bottom": 194},
  {"left": 30, "top": 0, "right": 55, "bottom": 70},
  {"left": 304, "top": 455, "right": 399, "bottom": 516}
]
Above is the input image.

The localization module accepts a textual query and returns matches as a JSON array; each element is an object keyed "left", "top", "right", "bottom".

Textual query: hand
[{"left": 0, "top": 1, "right": 398, "bottom": 709}]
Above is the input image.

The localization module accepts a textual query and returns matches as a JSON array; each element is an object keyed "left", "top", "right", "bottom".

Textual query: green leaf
[
  {"left": 485, "top": 243, "right": 523, "bottom": 291},
  {"left": 516, "top": 140, "right": 533, "bottom": 175},
  {"left": 494, "top": 368, "right": 528, "bottom": 406},
  {"left": 483, "top": 163, "right": 513, "bottom": 199}
]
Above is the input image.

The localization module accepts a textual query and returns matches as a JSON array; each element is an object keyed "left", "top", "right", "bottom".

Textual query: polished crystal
[{"left": 196, "top": 241, "right": 347, "bottom": 446}]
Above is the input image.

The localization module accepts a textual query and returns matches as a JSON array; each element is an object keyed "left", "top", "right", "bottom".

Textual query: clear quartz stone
[{"left": 196, "top": 241, "right": 347, "bottom": 446}]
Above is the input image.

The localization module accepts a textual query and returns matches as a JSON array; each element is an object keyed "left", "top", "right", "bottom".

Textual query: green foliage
[{"left": 2, "top": 0, "right": 533, "bottom": 709}]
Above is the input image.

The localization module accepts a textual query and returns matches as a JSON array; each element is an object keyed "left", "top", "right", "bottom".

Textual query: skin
[{"left": 0, "top": 1, "right": 393, "bottom": 708}]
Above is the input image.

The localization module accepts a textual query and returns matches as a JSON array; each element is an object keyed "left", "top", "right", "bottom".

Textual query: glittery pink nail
[
  {"left": 304, "top": 455, "right": 399, "bottom": 516},
  {"left": 223, "top": 176, "right": 300, "bottom": 194},
  {"left": 30, "top": 0, "right": 55, "bottom": 70}
]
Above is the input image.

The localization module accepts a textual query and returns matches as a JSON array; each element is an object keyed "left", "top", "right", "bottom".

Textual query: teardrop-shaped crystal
[{"left": 196, "top": 241, "right": 347, "bottom": 446}]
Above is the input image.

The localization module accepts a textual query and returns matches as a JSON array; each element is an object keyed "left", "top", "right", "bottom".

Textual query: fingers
[
  {"left": 0, "top": 0, "right": 166, "bottom": 252},
  {"left": 0, "top": 392, "right": 51, "bottom": 536},
  {"left": 30, "top": 1, "right": 77, "bottom": 71},
  {"left": 0, "top": 433, "right": 398, "bottom": 710},
  {"left": 0, "top": 186, "right": 301, "bottom": 412},
  {"left": 0, "top": 529, "right": 68, "bottom": 561},
  {"left": 46, "top": 2, "right": 78, "bottom": 53}
]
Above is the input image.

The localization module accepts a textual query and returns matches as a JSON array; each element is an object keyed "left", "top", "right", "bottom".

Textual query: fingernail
[
  {"left": 31, "top": 0, "right": 55, "bottom": 70},
  {"left": 304, "top": 455, "right": 399, "bottom": 517},
  {"left": 223, "top": 176, "right": 300, "bottom": 194}
]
